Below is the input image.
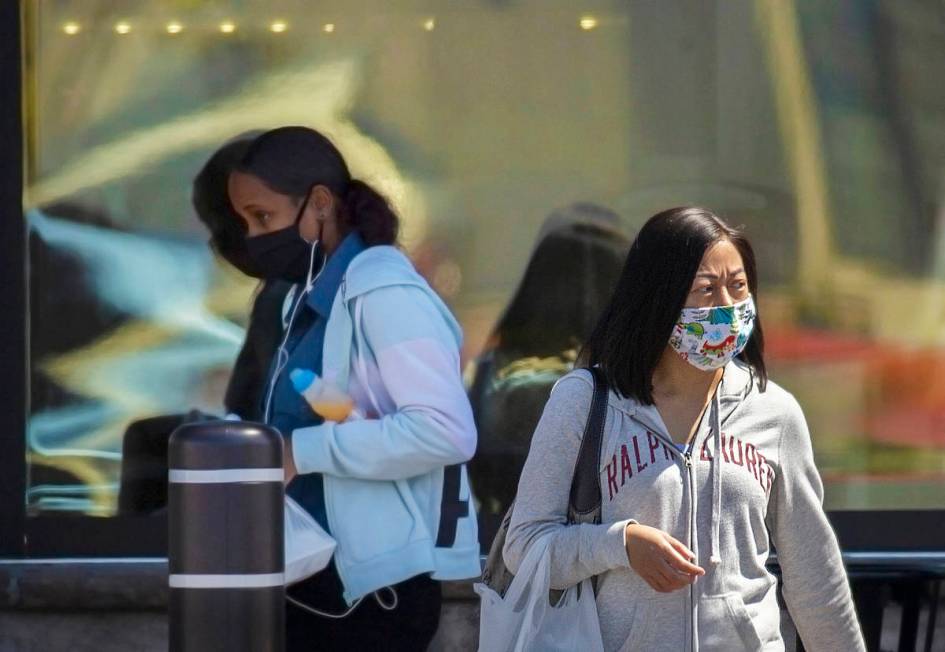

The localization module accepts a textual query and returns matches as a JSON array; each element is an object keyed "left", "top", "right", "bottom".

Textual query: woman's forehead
[
  {"left": 698, "top": 240, "right": 744, "bottom": 272},
  {"left": 227, "top": 171, "right": 282, "bottom": 202}
]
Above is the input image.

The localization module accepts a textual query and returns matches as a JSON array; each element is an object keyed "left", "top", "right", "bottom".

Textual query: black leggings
[{"left": 286, "top": 562, "right": 442, "bottom": 652}]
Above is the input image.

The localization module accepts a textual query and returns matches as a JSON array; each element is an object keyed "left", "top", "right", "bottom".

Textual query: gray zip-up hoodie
[{"left": 503, "top": 362, "right": 865, "bottom": 652}]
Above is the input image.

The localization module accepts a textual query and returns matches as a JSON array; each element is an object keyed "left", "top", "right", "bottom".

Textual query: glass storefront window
[{"left": 21, "top": 1, "right": 945, "bottom": 541}]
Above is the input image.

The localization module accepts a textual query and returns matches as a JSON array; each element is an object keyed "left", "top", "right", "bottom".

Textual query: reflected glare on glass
[{"left": 22, "top": 0, "right": 945, "bottom": 519}]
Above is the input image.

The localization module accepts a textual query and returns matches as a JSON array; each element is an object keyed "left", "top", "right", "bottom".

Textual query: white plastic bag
[
  {"left": 474, "top": 536, "right": 604, "bottom": 652},
  {"left": 284, "top": 495, "right": 336, "bottom": 585}
]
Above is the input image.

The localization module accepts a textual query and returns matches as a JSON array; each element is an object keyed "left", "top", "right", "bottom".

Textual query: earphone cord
[
  {"left": 263, "top": 239, "right": 325, "bottom": 424},
  {"left": 286, "top": 586, "right": 399, "bottom": 620},
  {"left": 261, "top": 237, "right": 394, "bottom": 621}
]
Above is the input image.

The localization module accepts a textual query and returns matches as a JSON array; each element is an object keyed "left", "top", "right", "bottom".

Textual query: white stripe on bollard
[
  {"left": 169, "top": 573, "right": 285, "bottom": 589},
  {"left": 168, "top": 468, "right": 283, "bottom": 484}
]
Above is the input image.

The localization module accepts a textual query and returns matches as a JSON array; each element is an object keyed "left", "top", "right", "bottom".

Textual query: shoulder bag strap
[{"left": 567, "top": 367, "right": 608, "bottom": 523}]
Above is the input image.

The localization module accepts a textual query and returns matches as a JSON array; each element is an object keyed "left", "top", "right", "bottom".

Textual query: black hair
[
  {"left": 491, "top": 204, "right": 631, "bottom": 357},
  {"left": 191, "top": 132, "right": 262, "bottom": 276},
  {"left": 580, "top": 206, "right": 767, "bottom": 404},
  {"left": 235, "top": 126, "right": 398, "bottom": 246}
]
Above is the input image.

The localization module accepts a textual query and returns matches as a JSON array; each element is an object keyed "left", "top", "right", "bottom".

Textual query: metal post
[{"left": 168, "top": 421, "right": 285, "bottom": 652}]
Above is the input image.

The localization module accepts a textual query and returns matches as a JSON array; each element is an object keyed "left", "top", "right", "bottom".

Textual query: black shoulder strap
[
  {"left": 479, "top": 366, "right": 609, "bottom": 596},
  {"left": 567, "top": 367, "right": 608, "bottom": 521}
]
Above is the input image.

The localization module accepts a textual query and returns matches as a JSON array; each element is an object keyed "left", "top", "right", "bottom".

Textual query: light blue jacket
[{"left": 290, "top": 245, "right": 481, "bottom": 603}]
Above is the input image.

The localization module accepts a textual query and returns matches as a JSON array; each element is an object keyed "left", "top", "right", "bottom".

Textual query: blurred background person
[{"left": 466, "top": 203, "right": 632, "bottom": 546}]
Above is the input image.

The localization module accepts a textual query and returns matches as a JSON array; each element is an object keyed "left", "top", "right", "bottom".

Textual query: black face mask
[{"left": 245, "top": 192, "right": 321, "bottom": 283}]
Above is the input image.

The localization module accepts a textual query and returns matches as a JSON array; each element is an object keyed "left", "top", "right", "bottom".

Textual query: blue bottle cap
[{"left": 289, "top": 368, "right": 317, "bottom": 394}]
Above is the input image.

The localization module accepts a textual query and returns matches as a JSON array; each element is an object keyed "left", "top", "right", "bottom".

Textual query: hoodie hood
[
  {"left": 341, "top": 245, "right": 463, "bottom": 348},
  {"left": 322, "top": 245, "right": 464, "bottom": 396},
  {"left": 599, "top": 360, "right": 756, "bottom": 471},
  {"left": 611, "top": 359, "right": 756, "bottom": 430}
]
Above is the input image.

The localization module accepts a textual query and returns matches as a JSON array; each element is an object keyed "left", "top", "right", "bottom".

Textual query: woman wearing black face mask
[
  {"left": 227, "top": 126, "right": 480, "bottom": 651},
  {"left": 236, "top": 175, "right": 325, "bottom": 283}
]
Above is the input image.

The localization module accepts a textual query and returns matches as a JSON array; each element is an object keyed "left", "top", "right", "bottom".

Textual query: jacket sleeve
[
  {"left": 291, "top": 284, "right": 477, "bottom": 481},
  {"left": 503, "top": 372, "right": 633, "bottom": 591},
  {"left": 765, "top": 395, "right": 866, "bottom": 652}
]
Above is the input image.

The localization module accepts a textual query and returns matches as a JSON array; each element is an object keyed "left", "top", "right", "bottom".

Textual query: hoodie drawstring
[{"left": 709, "top": 391, "right": 722, "bottom": 567}]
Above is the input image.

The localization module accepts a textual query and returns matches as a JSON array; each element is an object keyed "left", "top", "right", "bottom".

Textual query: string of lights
[{"left": 57, "top": 15, "right": 602, "bottom": 36}]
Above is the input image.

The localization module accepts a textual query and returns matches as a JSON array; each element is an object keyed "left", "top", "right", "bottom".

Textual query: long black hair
[
  {"left": 580, "top": 206, "right": 767, "bottom": 404},
  {"left": 235, "top": 126, "right": 398, "bottom": 246}
]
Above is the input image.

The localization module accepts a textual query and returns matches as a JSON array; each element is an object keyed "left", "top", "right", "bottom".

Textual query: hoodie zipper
[
  {"left": 628, "top": 414, "right": 699, "bottom": 652},
  {"left": 622, "top": 370, "right": 748, "bottom": 652},
  {"left": 685, "top": 448, "right": 697, "bottom": 652}
]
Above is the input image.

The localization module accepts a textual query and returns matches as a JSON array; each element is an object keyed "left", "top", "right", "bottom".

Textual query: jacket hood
[
  {"left": 610, "top": 359, "right": 757, "bottom": 436},
  {"left": 343, "top": 246, "right": 428, "bottom": 296},
  {"left": 341, "top": 245, "right": 463, "bottom": 349}
]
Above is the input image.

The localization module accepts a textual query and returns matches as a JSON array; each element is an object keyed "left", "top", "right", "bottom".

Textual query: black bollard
[{"left": 168, "top": 421, "right": 285, "bottom": 652}]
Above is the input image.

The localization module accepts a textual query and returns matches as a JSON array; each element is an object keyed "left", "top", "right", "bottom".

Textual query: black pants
[{"left": 286, "top": 562, "right": 442, "bottom": 651}]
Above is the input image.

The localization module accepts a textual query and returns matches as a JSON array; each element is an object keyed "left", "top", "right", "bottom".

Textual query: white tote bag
[
  {"left": 474, "top": 536, "right": 604, "bottom": 652},
  {"left": 284, "top": 495, "right": 336, "bottom": 585}
]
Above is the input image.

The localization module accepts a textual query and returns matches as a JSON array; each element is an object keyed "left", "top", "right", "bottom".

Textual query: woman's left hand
[{"left": 284, "top": 439, "right": 297, "bottom": 484}]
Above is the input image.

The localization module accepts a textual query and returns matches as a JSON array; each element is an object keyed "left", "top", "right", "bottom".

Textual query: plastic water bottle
[{"left": 289, "top": 369, "right": 355, "bottom": 422}]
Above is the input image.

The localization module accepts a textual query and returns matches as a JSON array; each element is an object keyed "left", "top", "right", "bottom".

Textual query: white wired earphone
[
  {"left": 287, "top": 586, "right": 399, "bottom": 620},
  {"left": 262, "top": 220, "right": 401, "bottom": 619},
  {"left": 262, "top": 236, "right": 324, "bottom": 424}
]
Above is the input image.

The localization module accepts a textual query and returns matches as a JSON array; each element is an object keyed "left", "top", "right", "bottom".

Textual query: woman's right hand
[{"left": 625, "top": 523, "right": 705, "bottom": 592}]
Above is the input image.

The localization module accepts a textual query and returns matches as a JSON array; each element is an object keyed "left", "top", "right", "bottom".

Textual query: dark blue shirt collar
[{"left": 306, "top": 232, "right": 366, "bottom": 317}]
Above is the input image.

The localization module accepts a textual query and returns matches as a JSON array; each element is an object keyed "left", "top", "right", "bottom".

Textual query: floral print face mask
[{"left": 668, "top": 296, "right": 756, "bottom": 371}]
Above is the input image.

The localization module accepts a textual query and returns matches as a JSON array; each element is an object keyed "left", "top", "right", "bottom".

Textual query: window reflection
[
  {"left": 467, "top": 204, "right": 631, "bottom": 543},
  {"left": 23, "top": 1, "right": 945, "bottom": 521}
]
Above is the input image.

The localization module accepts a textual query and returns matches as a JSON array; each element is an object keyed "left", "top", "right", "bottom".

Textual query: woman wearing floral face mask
[{"left": 503, "top": 207, "right": 865, "bottom": 651}]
